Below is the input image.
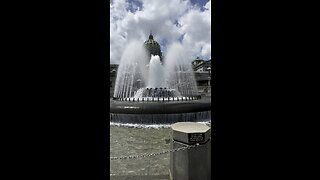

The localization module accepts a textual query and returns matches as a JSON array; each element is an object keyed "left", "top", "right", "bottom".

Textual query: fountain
[{"left": 110, "top": 34, "right": 211, "bottom": 124}]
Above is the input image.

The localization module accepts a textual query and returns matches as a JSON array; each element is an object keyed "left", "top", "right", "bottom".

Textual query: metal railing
[
  {"left": 110, "top": 143, "right": 199, "bottom": 160},
  {"left": 112, "top": 96, "right": 202, "bottom": 102}
]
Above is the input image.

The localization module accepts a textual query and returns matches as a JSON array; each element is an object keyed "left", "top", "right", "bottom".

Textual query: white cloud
[{"left": 110, "top": 0, "right": 211, "bottom": 64}]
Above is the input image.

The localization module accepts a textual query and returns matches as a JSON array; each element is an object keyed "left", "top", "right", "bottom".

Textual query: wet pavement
[{"left": 110, "top": 174, "right": 170, "bottom": 180}]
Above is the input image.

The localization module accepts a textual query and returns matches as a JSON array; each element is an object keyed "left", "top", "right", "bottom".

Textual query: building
[
  {"left": 144, "top": 33, "right": 163, "bottom": 62},
  {"left": 192, "top": 57, "right": 211, "bottom": 72},
  {"left": 192, "top": 57, "right": 212, "bottom": 95}
]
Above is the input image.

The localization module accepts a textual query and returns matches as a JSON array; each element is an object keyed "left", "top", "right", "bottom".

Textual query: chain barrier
[{"left": 110, "top": 143, "right": 199, "bottom": 160}]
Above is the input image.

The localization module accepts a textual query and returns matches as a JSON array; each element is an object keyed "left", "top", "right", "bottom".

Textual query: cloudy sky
[{"left": 110, "top": 0, "right": 211, "bottom": 64}]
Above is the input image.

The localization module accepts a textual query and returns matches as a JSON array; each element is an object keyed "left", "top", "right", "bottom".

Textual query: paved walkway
[{"left": 110, "top": 174, "right": 170, "bottom": 180}]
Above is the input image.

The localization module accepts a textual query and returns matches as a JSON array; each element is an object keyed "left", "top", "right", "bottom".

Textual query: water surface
[{"left": 110, "top": 125, "right": 171, "bottom": 176}]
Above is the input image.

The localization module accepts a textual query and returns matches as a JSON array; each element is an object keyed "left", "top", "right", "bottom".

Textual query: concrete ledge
[
  {"left": 110, "top": 99, "right": 211, "bottom": 114},
  {"left": 110, "top": 111, "right": 211, "bottom": 124}
]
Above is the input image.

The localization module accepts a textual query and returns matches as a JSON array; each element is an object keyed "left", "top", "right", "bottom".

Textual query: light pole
[{"left": 207, "top": 67, "right": 211, "bottom": 93}]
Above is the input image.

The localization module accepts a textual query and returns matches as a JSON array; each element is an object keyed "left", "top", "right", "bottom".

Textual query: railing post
[{"left": 170, "top": 122, "right": 211, "bottom": 180}]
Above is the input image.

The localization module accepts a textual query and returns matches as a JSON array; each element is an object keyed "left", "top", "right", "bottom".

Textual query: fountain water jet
[{"left": 147, "top": 55, "right": 165, "bottom": 88}]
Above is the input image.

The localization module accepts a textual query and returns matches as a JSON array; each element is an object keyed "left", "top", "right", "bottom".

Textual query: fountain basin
[
  {"left": 110, "top": 99, "right": 211, "bottom": 114},
  {"left": 110, "top": 97, "right": 211, "bottom": 124},
  {"left": 111, "top": 37, "right": 211, "bottom": 124}
]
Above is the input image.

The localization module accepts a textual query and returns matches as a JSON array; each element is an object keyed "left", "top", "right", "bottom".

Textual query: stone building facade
[{"left": 192, "top": 57, "right": 212, "bottom": 95}]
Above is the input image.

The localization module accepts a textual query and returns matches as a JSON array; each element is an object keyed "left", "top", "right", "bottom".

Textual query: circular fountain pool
[{"left": 110, "top": 36, "right": 211, "bottom": 124}]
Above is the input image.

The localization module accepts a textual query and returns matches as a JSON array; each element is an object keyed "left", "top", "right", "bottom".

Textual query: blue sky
[
  {"left": 125, "top": 0, "right": 209, "bottom": 12},
  {"left": 110, "top": 0, "right": 211, "bottom": 64},
  {"left": 190, "top": 0, "right": 210, "bottom": 9}
]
